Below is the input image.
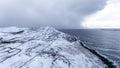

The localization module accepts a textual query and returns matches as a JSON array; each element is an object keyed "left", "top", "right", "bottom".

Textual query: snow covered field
[{"left": 0, "top": 27, "right": 107, "bottom": 68}]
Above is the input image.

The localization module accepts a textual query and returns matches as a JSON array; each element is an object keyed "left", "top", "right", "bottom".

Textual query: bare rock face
[{"left": 0, "top": 27, "right": 107, "bottom": 68}]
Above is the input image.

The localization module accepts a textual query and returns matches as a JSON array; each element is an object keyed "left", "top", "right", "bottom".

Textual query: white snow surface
[{"left": 0, "top": 26, "right": 107, "bottom": 68}]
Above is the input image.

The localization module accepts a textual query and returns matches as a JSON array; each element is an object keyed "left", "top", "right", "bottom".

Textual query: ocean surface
[{"left": 60, "top": 29, "right": 120, "bottom": 68}]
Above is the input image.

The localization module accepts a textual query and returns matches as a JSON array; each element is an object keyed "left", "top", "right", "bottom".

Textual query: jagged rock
[{"left": 0, "top": 26, "right": 107, "bottom": 68}]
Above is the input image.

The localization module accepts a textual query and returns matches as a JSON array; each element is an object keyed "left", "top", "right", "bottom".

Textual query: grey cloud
[{"left": 0, "top": 0, "right": 107, "bottom": 29}]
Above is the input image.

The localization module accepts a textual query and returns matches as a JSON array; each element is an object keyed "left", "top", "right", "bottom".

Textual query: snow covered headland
[{"left": 0, "top": 27, "right": 107, "bottom": 68}]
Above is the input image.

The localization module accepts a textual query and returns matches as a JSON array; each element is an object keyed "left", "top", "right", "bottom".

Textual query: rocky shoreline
[{"left": 79, "top": 41, "right": 116, "bottom": 68}]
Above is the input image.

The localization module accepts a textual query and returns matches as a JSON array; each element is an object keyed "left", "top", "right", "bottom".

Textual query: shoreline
[{"left": 80, "top": 41, "right": 116, "bottom": 68}]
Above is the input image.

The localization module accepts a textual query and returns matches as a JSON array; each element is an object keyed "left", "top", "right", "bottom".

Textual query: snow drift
[{"left": 0, "top": 27, "right": 107, "bottom": 68}]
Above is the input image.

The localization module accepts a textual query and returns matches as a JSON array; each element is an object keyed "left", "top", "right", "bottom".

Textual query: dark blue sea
[{"left": 60, "top": 29, "right": 120, "bottom": 68}]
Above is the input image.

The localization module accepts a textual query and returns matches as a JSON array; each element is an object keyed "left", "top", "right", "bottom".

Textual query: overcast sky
[
  {"left": 83, "top": 0, "right": 120, "bottom": 28},
  {"left": 0, "top": 0, "right": 119, "bottom": 29}
]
